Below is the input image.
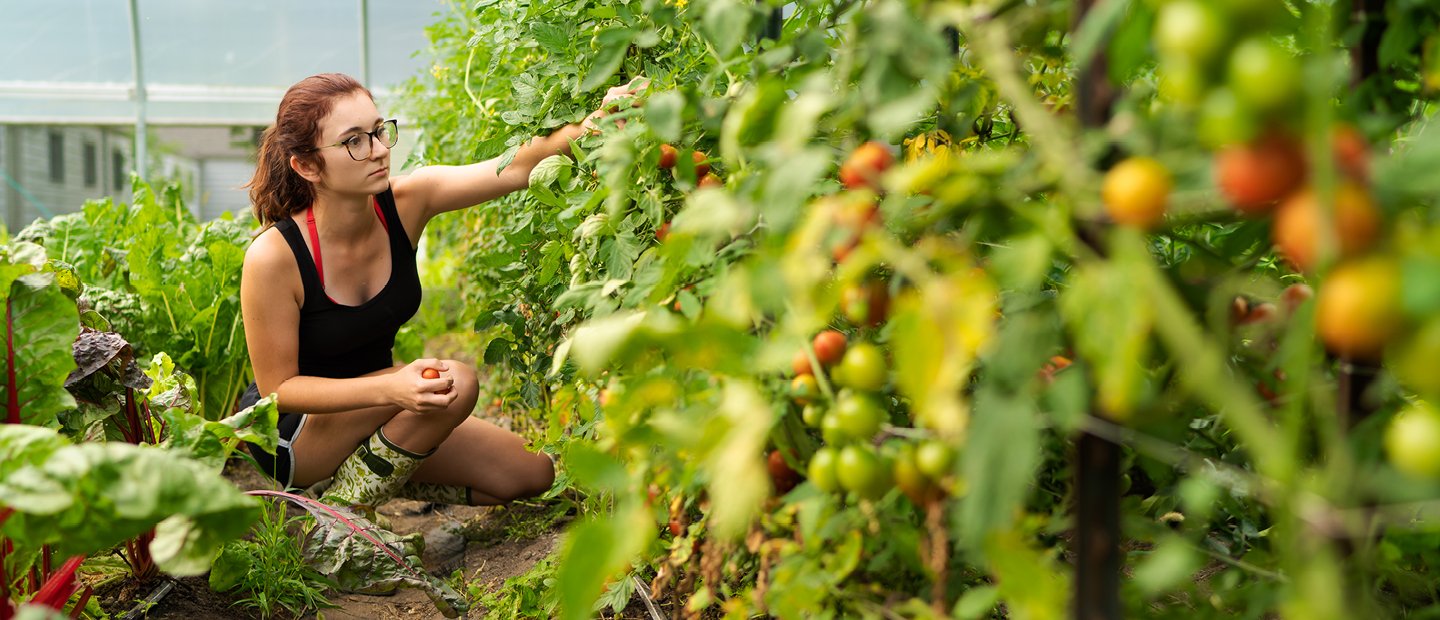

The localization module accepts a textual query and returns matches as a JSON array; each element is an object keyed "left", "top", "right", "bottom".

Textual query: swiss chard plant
[
  {"left": 0, "top": 237, "right": 275, "bottom": 617},
  {"left": 18, "top": 178, "right": 253, "bottom": 421}
]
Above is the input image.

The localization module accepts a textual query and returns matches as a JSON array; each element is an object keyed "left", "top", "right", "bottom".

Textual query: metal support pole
[
  {"left": 126, "top": 0, "right": 147, "bottom": 183},
  {"left": 1073, "top": 0, "right": 1119, "bottom": 618},
  {"left": 359, "top": 0, "right": 372, "bottom": 87}
]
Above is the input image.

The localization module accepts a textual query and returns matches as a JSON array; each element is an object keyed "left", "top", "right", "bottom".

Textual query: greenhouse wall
[{"left": 1, "top": 125, "right": 134, "bottom": 233}]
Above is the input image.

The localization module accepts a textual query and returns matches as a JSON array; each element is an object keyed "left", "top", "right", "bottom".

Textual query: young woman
[{"left": 239, "top": 72, "right": 643, "bottom": 512}]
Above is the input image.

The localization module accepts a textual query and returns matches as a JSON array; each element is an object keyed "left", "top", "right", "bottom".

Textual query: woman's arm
[
  {"left": 240, "top": 230, "right": 452, "bottom": 415},
  {"left": 393, "top": 78, "right": 649, "bottom": 228},
  {"left": 394, "top": 122, "right": 589, "bottom": 223}
]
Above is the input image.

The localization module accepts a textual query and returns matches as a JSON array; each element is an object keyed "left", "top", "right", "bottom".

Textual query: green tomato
[
  {"left": 833, "top": 391, "right": 886, "bottom": 441},
  {"left": 836, "top": 444, "right": 890, "bottom": 500},
  {"left": 808, "top": 447, "right": 840, "bottom": 493},
  {"left": 1154, "top": 0, "right": 1228, "bottom": 65},
  {"left": 1386, "top": 401, "right": 1440, "bottom": 479},
  {"left": 801, "top": 404, "right": 826, "bottom": 428},
  {"left": 1197, "top": 88, "right": 1259, "bottom": 149},
  {"left": 821, "top": 410, "right": 849, "bottom": 445},
  {"left": 1393, "top": 319, "right": 1440, "bottom": 397},
  {"left": 891, "top": 442, "right": 935, "bottom": 504},
  {"left": 834, "top": 342, "right": 888, "bottom": 392},
  {"left": 1157, "top": 59, "right": 1207, "bottom": 107},
  {"left": 1228, "top": 37, "right": 1301, "bottom": 112},
  {"left": 915, "top": 440, "right": 956, "bottom": 480}
]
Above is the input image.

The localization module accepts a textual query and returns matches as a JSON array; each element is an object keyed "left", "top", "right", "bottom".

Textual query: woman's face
[{"left": 310, "top": 91, "right": 391, "bottom": 195}]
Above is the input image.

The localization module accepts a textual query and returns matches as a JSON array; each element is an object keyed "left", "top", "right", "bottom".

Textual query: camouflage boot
[{"left": 319, "top": 428, "right": 434, "bottom": 526}]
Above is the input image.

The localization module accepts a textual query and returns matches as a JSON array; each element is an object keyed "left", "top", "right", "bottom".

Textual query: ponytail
[{"left": 246, "top": 73, "right": 373, "bottom": 227}]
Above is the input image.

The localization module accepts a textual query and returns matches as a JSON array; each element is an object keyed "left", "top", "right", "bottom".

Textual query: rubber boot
[
  {"left": 319, "top": 428, "right": 434, "bottom": 527},
  {"left": 396, "top": 482, "right": 475, "bottom": 506}
]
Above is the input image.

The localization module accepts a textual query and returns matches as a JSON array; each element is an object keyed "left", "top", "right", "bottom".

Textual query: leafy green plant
[
  {"left": 0, "top": 234, "right": 274, "bottom": 616},
  {"left": 245, "top": 490, "right": 471, "bottom": 618},
  {"left": 18, "top": 177, "right": 253, "bottom": 421},
  {"left": 209, "top": 500, "right": 336, "bottom": 619},
  {"left": 471, "top": 556, "right": 559, "bottom": 620}
]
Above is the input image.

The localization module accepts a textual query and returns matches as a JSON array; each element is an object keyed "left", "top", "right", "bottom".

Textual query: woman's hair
[{"left": 247, "top": 73, "right": 373, "bottom": 226}]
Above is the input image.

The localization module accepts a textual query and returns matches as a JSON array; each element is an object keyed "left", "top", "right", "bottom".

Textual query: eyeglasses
[{"left": 308, "top": 119, "right": 399, "bottom": 161}]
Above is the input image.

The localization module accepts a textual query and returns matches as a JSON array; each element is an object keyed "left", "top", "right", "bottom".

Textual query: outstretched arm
[{"left": 393, "top": 77, "right": 649, "bottom": 225}]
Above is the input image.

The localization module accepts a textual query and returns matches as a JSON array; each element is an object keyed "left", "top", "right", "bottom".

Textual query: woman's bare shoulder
[{"left": 242, "top": 225, "right": 301, "bottom": 288}]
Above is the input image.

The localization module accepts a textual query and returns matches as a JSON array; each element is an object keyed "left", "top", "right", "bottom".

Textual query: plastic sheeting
[{"left": 0, "top": 0, "right": 447, "bottom": 125}]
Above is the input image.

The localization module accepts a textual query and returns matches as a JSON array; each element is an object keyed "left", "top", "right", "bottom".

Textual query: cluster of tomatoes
[
  {"left": 1151, "top": 0, "right": 1298, "bottom": 146},
  {"left": 651, "top": 144, "right": 722, "bottom": 245},
  {"left": 1132, "top": 3, "right": 1440, "bottom": 482},
  {"left": 764, "top": 142, "right": 958, "bottom": 506}
]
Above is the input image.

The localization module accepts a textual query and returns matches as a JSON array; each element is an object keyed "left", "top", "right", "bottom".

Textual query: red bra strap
[
  {"left": 374, "top": 196, "right": 389, "bottom": 232},
  {"left": 305, "top": 198, "right": 388, "bottom": 295},
  {"left": 305, "top": 207, "right": 325, "bottom": 288}
]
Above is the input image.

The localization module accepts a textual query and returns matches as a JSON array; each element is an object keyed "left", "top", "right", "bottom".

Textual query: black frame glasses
[{"left": 308, "top": 119, "right": 399, "bottom": 161}]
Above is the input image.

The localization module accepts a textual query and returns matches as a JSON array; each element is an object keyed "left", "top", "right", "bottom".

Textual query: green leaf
[
  {"left": 0, "top": 424, "right": 70, "bottom": 481},
  {"left": 484, "top": 338, "right": 513, "bottom": 364},
  {"left": 1059, "top": 239, "right": 1154, "bottom": 419},
  {"left": 700, "top": 0, "right": 752, "bottom": 59},
  {"left": 705, "top": 381, "right": 774, "bottom": 539},
  {"left": 984, "top": 529, "right": 1070, "bottom": 620},
  {"left": 958, "top": 389, "right": 1041, "bottom": 552},
  {"left": 867, "top": 86, "right": 937, "bottom": 140},
  {"left": 954, "top": 585, "right": 1000, "bottom": 619},
  {"left": 561, "top": 441, "right": 628, "bottom": 493},
  {"left": 1106, "top": 1, "right": 1153, "bottom": 83},
  {"left": 208, "top": 541, "right": 253, "bottom": 591},
  {"left": 1071, "top": 0, "right": 1133, "bottom": 77},
  {"left": 580, "top": 28, "right": 636, "bottom": 92},
  {"left": 1133, "top": 536, "right": 1202, "bottom": 596},
  {"left": 0, "top": 435, "right": 259, "bottom": 561},
  {"left": 3, "top": 270, "right": 80, "bottom": 426},
  {"left": 531, "top": 22, "right": 570, "bottom": 54},
  {"left": 1380, "top": 19, "right": 1420, "bottom": 70},
  {"left": 1403, "top": 255, "right": 1440, "bottom": 317},
  {"left": 567, "top": 311, "right": 646, "bottom": 376},
  {"left": 555, "top": 502, "right": 653, "bottom": 620},
  {"left": 530, "top": 154, "right": 570, "bottom": 189},
  {"left": 645, "top": 90, "right": 685, "bottom": 143}
]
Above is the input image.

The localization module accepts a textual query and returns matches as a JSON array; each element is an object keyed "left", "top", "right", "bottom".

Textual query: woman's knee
[
  {"left": 490, "top": 452, "right": 555, "bottom": 502},
  {"left": 518, "top": 452, "right": 557, "bottom": 499},
  {"left": 445, "top": 360, "right": 480, "bottom": 412},
  {"left": 424, "top": 361, "right": 479, "bottom": 428}
]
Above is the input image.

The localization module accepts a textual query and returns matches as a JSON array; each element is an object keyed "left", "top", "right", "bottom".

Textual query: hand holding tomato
[{"left": 422, "top": 367, "right": 453, "bottom": 395}]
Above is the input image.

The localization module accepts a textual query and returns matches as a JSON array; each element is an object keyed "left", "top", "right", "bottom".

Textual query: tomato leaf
[{"left": 580, "top": 27, "right": 636, "bottom": 92}]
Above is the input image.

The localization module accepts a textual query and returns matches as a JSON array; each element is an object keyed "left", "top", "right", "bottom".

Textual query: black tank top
[{"left": 273, "top": 187, "right": 421, "bottom": 378}]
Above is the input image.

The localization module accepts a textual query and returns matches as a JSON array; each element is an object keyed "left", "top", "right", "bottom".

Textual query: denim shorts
[{"left": 238, "top": 382, "right": 307, "bottom": 490}]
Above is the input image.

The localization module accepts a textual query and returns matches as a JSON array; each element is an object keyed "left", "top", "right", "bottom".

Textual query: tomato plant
[{"left": 397, "top": 0, "right": 1440, "bottom": 618}]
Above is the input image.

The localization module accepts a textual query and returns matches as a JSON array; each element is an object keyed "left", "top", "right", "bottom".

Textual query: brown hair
[{"left": 247, "top": 73, "right": 373, "bottom": 226}]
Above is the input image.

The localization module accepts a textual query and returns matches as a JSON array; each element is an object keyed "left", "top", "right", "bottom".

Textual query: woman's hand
[
  {"left": 387, "top": 359, "right": 458, "bottom": 414},
  {"left": 582, "top": 77, "right": 651, "bottom": 135}
]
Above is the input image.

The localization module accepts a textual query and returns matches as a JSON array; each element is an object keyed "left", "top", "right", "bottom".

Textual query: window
[
  {"left": 48, "top": 130, "right": 64, "bottom": 183},
  {"left": 113, "top": 149, "right": 126, "bottom": 191},
  {"left": 83, "top": 142, "right": 97, "bottom": 187}
]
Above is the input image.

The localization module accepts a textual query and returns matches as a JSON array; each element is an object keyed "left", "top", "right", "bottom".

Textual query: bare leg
[
  {"left": 287, "top": 360, "right": 481, "bottom": 489},
  {"left": 405, "top": 416, "right": 556, "bottom": 505}
]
